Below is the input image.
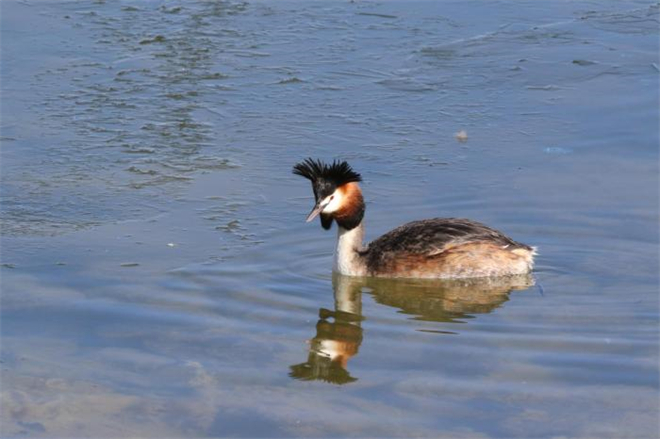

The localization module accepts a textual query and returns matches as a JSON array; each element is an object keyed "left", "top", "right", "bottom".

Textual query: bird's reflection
[
  {"left": 290, "top": 273, "right": 534, "bottom": 384},
  {"left": 367, "top": 274, "right": 534, "bottom": 323},
  {"left": 289, "top": 274, "right": 364, "bottom": 384}
]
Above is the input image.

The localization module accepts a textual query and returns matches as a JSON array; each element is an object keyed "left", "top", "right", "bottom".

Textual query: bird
[{"left": 292, "top": 158, "right": 536, "bottom": 279}]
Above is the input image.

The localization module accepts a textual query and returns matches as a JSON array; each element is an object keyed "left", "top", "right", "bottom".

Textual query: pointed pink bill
[{"left": 306, "top": 202, "right": 323, "bottom": 222}]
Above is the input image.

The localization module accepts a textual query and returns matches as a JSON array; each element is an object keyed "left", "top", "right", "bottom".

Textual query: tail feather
[{"left": 511, "top": 246, "right": 537, "bottom": 270}]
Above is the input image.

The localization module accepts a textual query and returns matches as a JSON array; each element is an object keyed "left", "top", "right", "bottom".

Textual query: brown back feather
[{"left": 362, "top": 218, "right": 530, "bottom": 272}]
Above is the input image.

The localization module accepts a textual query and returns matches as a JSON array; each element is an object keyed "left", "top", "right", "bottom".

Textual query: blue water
[{"left": 1, "top": 0, "right": 658, "bottom": 437}]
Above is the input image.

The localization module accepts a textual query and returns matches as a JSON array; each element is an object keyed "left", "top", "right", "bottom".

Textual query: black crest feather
[
  {"left": 293, "top": 159, "right": 364, "bottom": 231},
  {"left": 292, "top": 158, "right": 362, "bottom": 186}
]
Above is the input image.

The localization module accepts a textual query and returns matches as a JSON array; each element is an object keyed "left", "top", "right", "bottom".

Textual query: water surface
[{"left": 1, "top": 0, "right": 658, "bottom": 437}]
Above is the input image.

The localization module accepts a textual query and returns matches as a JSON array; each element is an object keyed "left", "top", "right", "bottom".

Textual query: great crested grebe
[{"left": 293, "top": 158, "right": 536, "bottom": 279}]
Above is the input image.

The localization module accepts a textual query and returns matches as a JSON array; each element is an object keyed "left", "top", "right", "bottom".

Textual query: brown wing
[{"left": 362, "top": 218, "right": 530, "bottom": 273}]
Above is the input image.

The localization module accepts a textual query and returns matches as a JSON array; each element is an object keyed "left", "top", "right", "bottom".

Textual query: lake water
[{"left": 1, "top": 0, "right": 658, "bottom": 437}]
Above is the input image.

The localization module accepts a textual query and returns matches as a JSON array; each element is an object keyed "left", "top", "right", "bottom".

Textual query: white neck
[{"left": 333, "top": 223, "right": 367, "bottom": 277}]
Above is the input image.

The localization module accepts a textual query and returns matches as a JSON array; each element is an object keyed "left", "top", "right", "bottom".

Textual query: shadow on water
[{"left": 290, "top": 273, "right": 533, "bottom": 384}]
